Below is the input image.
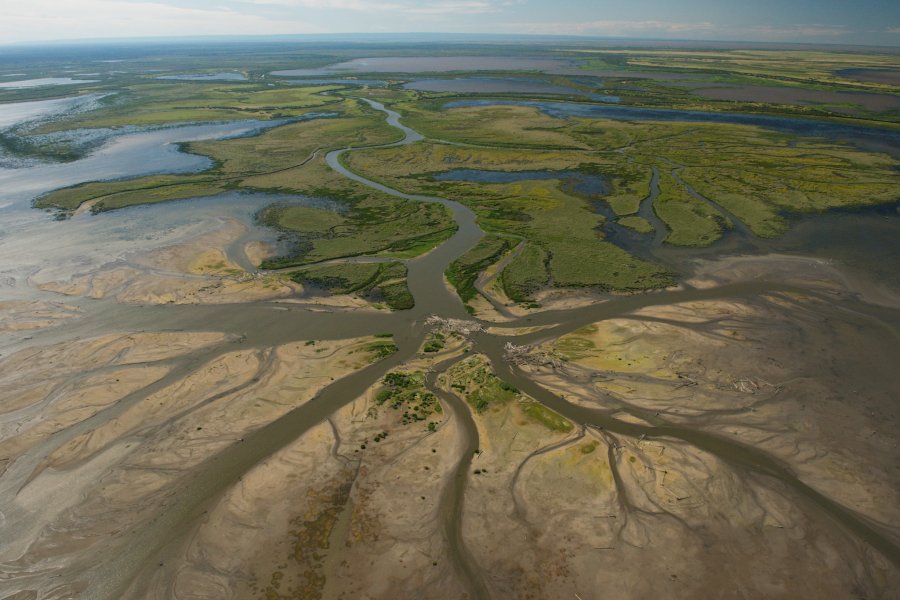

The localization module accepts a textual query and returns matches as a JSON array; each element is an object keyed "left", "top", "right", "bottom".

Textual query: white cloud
[
  {"left": 406, "top": 1, "right": 496, "bottom": 15},
  {"left": 243, "top": 0, "right": 498, "bottom": 15},
  {"left": 243, "top": 0, "right": 403, "bottom": 9},
  {"left": 507, "top": 19, "right": 719, "bottom": 37},
  {"left": 502, "top": 19, "right": 863, "bottom": 41},
  {"left": 743, "top": 24, "right": 850, "bottom": 38},
  {"left": 0, "top": 0, "right": 321, "bottom": 43}
]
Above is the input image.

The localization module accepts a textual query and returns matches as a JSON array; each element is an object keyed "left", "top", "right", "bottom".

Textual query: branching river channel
[{"left": 4, "top": 99, "right": 898, "bottom": 598}]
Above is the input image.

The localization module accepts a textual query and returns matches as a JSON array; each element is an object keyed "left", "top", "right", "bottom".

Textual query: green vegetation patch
[
  {"left": 258, "top": 204, "right": 346, "bottom": 234},
  {"left": 500, "top": 243, "right": 550, "bottom": 302},
  {"left": 34, "top": 175, "right": 228, "bottom": 212},
  {"left": 617, "top": 215, "right": 654, "bottom": 233},
  {"left": 36, "top": 82, "right": 340, "bottom": 131},
  {"left": 345, "top": 142, "right": 674, "bottom": 297},
  {"left": 520, "top": 399, "right": 574, "bottom": 433},
  {"left": 468, "top": 375, "right": 519, "bottom": 413},
  {"left": 422, "top": 332, "right": 446, "bottom": 353},
  {"left": 396, "top": 102, "right": 588, "bottom": 149},
  {"left": 257, "top": 167, "right": 456, "bottom": 270},
  {"left": 376, "top": 371, "right": 442, "bottom": 428},
  {"left": 289, "top": 261, "right": 414, "bottom": 310},
  {"left": 36, "top": 98, "right": 403, "bottom": 213},
  {"left": 555, "top": 336, "right": 597, "bottom": 361},
  {"left": 366, "top": 339, "right": 399, "bottom": 360},
  {"left": 445, "top": 234, "right": 513, "bottom": 304},
  {"left": 654, "top": 170, "right": 731, "bottom": 246},
  {"left": 580, "top": 441, "right": 599, "bottom": 454},
  {"left": 599, "top": 164, "right": 653, "bottom": 216},
  {"left": 34, "top": 99, "right": 454, "bottom": 264},
  {"left": 447, "top": 355, "right": 572, "bottom": 432}
]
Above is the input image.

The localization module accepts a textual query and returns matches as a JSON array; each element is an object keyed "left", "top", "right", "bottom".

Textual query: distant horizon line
[{"left": 3, "top": 32, "right": 899, "bottom": 52}]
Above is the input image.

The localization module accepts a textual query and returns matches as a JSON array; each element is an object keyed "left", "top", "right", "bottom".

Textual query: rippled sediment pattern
[{"left": 0, "top": 96, "right": 898, "bottom": 600}]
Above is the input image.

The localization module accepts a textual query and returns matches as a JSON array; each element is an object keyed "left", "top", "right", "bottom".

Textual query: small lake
[
  {"left": 404, "top": 78, "right": 619, "bottom": 101},
  {"left": 277, "top": 78, "right": 387, "bottom": 86},
  {"left": 835, "top": 68, "right": 900, "bottom": 86},
  {"left": 272, "top": 56, "right": 570, "bottom": 77},
  {"left": 157, "top": 72, "right": 248, "bottom": 82},
  {"left": 443, "top": 99, "right": 900, "bottom": 155},
  {"left": 433, "top": 168, "right": 609, "bottom": 197},
  {"left": 0, "top": 78, "right": 99, "bottom": 89}
]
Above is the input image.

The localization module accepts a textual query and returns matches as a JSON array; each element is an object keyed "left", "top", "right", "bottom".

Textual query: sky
[{"left": 1, "top": 0, "right": 898, "bottom": 46}]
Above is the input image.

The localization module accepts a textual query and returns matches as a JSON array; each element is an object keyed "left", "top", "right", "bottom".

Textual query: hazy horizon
[
  {"left": 3, "top": 32, "right": 900, "bottom": 53},
  {"left": 2, "top": 0, "right": 898, "bottom": 47}
]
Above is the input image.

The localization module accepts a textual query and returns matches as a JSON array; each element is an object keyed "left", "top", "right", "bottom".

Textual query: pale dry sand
[
  {"left": 34, "top": 218, "right": 302, "bottom": 306},
  {"left": 244, "top": 240, "right": 276, "bottom": 268},
  {"left": 3, "top": 246, "right": 898, "bottom": 599},
  {"left": 0, "top": 333, "right": 389, "bottom": 597},
  {"left": 0, "top": 299, "right": 81, "bottom": 332},
  {"left": 135, "top": 343, "right": 472, "bottom": 599}
]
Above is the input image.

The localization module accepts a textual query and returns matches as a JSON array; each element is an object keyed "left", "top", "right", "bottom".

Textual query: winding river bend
[{"left": 3, "top": 98, "right": 899, "bottom": 597}]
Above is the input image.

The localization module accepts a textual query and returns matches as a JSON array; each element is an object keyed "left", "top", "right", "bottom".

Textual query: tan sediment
[
  {"left": 529, "top": 275, "right": 900, "bottom": 538},
  {"left": 485, "top": 324, "right": 556, "bottom": 336},
  {"left": 0, "top": 300, "right": 81, "bottom": 332},
  {"left": 72, "top": 199, "right": 99, "bottom": 217},
  {"left": 34, "top": 218, "right": 303, "bottom": 305},
  {"left": 244, "top": 240, "right": 275, "bottom": 268},
  {"left": 0, "top": 332, "right": 228, "bottom": 466},
  {"left": 0, "top": 334, "right": 387, "bottom": 593},
  {"left": 275, "top": 294, "right": 387, "bottom": 312},
  {"left": 138, "top": 347, "right": 470, "bottom": 599}
]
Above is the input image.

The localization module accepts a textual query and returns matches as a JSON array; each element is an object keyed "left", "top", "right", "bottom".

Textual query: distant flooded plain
[
  {"left": 0, "top": 77, "right": 99, "bottom": 89},
  {"left": 157, "top": 72, "right": 247, "bottom": 81},
  {"left": 272, "top": 56, "right": 571, "bottom": 77},
  {"left": 443, "top": 99, "right": 900, "bottom": 156},
  {"left": 404, "top": 78, "right": 619, "bottom": 101}
]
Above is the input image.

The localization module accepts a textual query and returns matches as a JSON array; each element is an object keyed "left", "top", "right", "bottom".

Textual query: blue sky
[{"left": 2, "top": 0, "right": 898, "bottom": 45}]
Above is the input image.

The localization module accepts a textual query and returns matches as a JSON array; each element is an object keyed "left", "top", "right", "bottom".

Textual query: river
[{"left": 0, "top": 95, "right": 898, "bottom": 598}]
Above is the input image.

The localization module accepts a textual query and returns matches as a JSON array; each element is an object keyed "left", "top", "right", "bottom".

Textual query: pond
[
  {"left": 0, "top": 77, "right": 99, "bottom": 89},
  {"left": 156, "top": 72, "right": 248, "bottom": 81},
  {"left": 443, "top": 99, "right": 900, "bottom": 155},
  {"left": 277, "top": 78, "right": 387, "bottom": 86},
  {"left": 272, "top": 56, "right": 571, "bottom": 77},
  {"left": 404, "top": 78, "right": 618, "bottom": 101},
  {"left": 835, "top": 68, "right": 900, "bottom": 86},
  {"left": 433, "top": 168, "right": 609, "bottom": 197}
]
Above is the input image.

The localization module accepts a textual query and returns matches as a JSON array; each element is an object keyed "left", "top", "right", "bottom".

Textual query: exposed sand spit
[
  {"left": 34, "top": 218, "right": 302, "bottom": 305},
  {"left": 0, "top": 333, "right": 389, "bottom": 597}
]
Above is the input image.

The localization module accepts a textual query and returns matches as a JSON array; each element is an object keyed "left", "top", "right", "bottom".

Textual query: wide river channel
[{"left": 0, "top": 96, "right": 898, "bottom": 598}]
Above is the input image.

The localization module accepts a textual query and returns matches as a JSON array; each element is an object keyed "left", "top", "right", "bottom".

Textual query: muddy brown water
[{"left": 2, "top": 97, "right": 899, "bottom": 597}]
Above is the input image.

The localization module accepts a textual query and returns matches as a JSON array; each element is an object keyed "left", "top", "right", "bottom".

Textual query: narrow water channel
[{"left": 4, "top": 97, "right": 897, "bottom": 597}]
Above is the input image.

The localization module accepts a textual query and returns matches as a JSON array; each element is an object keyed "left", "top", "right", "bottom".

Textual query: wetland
[{"left": 0, "top": 40, "right": 898, "bottom": 600}]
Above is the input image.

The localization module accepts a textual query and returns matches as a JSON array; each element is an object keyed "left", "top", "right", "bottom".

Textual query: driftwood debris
[
  {"left": 503, "top": 342, "right": 563, "bottom": 369},
  {"left": 425, "top": 315, "right": 483, "bottom": 336}
]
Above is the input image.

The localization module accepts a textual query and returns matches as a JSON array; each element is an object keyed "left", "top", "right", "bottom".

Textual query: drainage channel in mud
[
  {"left": 475, "top": 292, "right": 900, "bottom": 570},
  {"left": 5, "top": 95, "right": 899, "bottom": 598},
  {"left": 70, "top": 98, "right": 488, "bottom": 599}
]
